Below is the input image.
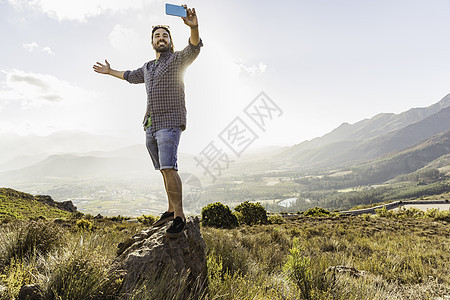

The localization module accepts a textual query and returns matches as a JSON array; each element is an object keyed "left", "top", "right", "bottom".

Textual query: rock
[
  {"left": 111, "top": 217, "right": 207, "bottom": 297},
  {"left": 18, "top": 284, "right": 42, "bottom": 300},
  {"left": 34, "top": 195, "right": 77, "bottom": 213}
]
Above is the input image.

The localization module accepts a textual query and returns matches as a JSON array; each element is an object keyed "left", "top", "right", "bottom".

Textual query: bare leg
[
  {"left": 160, "top": 170, "right": 175, "bottom": 212},
  {"left": 161, "top": 169, "right": 185, "bottom": 220}
]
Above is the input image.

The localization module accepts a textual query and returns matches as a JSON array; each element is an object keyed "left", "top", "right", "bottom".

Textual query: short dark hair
[{"left": 151, "top": 26, "right": 174, "bottom": 52}]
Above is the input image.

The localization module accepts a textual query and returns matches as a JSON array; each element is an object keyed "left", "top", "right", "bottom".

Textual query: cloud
[
  {"left": 23, "top": 41, "right": 39, "bottom": 52},
  {"left": 0, "top": 69, "right": 96, "bottom": 108},
  {"left": 235, "top": 60, "right": 268, "bottom": 78},
  {"left": 109, "top": 24, "right": 144, "bottom": 53},
  {"left": 24, "top": 42, "right": 55, "bottom": 55},
  {"left": 22, "top": 42, "right": 55, "bottom": 55},
  {"left": 8, "top": 0, "right": 146, "bottom": 22},
  {"left": 42, "top": 46, "right": 54, "bottom": 55}
]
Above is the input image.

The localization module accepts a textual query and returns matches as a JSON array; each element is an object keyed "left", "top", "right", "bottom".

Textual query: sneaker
[
  {"left": 153, "top": 211, "right": 174, "bottom": 227},
  {"left": 165, "top": 217, "right": 186, "bottom": 238}
]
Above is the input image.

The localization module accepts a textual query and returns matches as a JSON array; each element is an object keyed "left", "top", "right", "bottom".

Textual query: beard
[{"left": 154, "top": 41, "right": 170, "bottom": 53}]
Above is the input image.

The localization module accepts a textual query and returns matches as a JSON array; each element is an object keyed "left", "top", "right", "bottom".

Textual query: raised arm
[
  {"left": 93, "top": 59, "right": 125, "bottom": 80},
  {"left": 182, "top": 5, "right": 199, "bottom": 46}
]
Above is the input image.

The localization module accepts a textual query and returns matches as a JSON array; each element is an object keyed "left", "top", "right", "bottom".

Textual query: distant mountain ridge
[
  {"left": 0, "top": 130, "right": 136, "bottom": 168},
  {"left": 353, "top": 129, "right": 450, "bottom": 185},
  {"left": 285, "top": 94, "right": 450, "bottom": 153},
  {"left": 0, "top": 146, "right": 199, "bottom": 184},
  {"left": 282, "top": 94, "right": 450, "bottom": 169},
  {"left": 325, "top": 105, "right": 450, "bottom": 166}
]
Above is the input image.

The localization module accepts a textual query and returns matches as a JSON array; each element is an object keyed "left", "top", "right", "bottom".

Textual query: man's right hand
[
  {"left": 93, "top": 59, "right": 111, "bottom": 74},
  {"left": 93, "top": 60, "right": 125, "bottom": 80}
]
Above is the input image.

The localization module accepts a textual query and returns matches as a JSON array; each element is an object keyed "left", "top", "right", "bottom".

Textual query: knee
[{"left": 161, "top": 168, "right": 177, "bottom": 175}]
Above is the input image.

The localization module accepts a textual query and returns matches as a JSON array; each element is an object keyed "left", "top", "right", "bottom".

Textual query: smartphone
[{"left": 165, "top": 4, "right": 187, "bottom": 18}]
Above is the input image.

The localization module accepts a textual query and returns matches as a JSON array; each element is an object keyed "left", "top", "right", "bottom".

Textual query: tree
[{"left": 201, "top": 202, "right": 238, "bottom": 228}]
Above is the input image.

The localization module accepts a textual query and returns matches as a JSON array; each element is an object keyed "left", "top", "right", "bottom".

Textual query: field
[{"left": 0, "top": 209, "right": 449, "bottom": 299}]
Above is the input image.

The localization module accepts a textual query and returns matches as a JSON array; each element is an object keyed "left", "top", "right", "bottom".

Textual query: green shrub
[
  {"left": 0, "top": 258, "right": 36, "bottom": 299},
  {"left": 108, "top": 215, "right": 130, "bottom": 222},
  {"left": 201, "top": 202, "right": 238, "bottom": 228},
  {"left": 0, "top": 221, "right": 65, "bottom": 269},
  {"left": 202, "top": 227, "right": 251, "bottom": 276},
  {"left": 136, "top": 214, "right": 156, "bottom": 226},
  {"left": 71, "top": 212, "right": 84, "bottom": 219},
  {"left": 268, "top": 214, "right": 284, "bottom": 224},
  {"left": 428, "top": 208, "right": 450, "bottom": 222},
  {"left": 360, "top": 213, "right": 372, "bottom": 221},
  {"left": 303, "top": 207, "right": 331, "bottom": 217},
  {"left": 283, "top": 238, "right": 313, "bottom": 299},
  {"left": 45, "top": 248, "right": 120, "bottom": 299},
  {"left": 234, "top": 201, "right": 268, "bottom": 226},
  {"left": 375, "top": 207, "right": 393, "bottom": 218},
  {"left": 396, "top": 207, "right": 424, "bottom": 218},
  {"left": 76, "top": 219, "right": 93, "bottom": 231}
]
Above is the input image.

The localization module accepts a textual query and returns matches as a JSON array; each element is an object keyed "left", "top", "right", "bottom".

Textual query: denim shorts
[{"left": 145, "top": 126, "right": 182, "bottom": 170}]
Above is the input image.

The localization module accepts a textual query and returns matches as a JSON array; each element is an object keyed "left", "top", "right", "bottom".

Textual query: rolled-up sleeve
[
  {"left": 124, "top": 66, "right": 145, "bottom": 84},
  {"left": 179, "top": 38, "right": 203, "bottom": 67}
]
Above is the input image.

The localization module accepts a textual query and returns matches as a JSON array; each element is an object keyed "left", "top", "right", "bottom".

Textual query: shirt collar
[{"left": 158, "top": 51, "right": 173, "bottom": 60}]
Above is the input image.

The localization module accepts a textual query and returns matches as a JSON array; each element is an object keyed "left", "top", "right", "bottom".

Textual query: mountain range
[
  {"left": 0, "top": 131, "right": 136, "bottom": 171},
  {"left": 1, "top": 94, "right": 449, "bottom": 190},
  {"left": 281, "top": 94, "right": 450, "bottom": 170}
]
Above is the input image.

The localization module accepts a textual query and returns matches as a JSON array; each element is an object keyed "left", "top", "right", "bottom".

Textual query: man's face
[{"left": 152, "top": 28, "right": 171, "bottom": 53}]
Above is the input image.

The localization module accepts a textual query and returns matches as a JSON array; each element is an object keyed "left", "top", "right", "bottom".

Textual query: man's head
[{"left": 152, "top": 25, "right": 174, "bottom": 53}]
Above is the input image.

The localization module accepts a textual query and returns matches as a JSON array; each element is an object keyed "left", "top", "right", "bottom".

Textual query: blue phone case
[{"left": 165, "top": 4, "right": 187, "bottom": 18}]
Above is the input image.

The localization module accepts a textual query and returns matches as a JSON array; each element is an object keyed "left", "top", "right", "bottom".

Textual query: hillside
[
  {"left": 284, "top": 94, "right": 450, "bottom": 156},
  {"left": 329, "top": 106, "right": 450, "bottom": 165},
  {"left": 292, "top": 130, "right": 450, "bottom": 190},
  {"left": 0, "top": 188, "right": 75, "bottom": 220},
  {"left": 282, "top": 98, "right": 450, "bottom": 169}
]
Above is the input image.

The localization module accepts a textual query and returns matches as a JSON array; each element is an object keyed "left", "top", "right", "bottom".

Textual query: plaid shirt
[{"left": 124, "top": 39, "right": 203, "bottom": 133}]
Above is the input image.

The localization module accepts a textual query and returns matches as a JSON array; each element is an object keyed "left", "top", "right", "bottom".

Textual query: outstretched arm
[
  {"left": 93, "top": 59, "right": 125, "bottom": 80},
  {"left": 182, "top": 5, "right": 199, "bottom": 46}
]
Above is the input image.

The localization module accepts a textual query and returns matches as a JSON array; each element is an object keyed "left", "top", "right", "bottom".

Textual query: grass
[
  {"left": 204, "top": 214, "right": 450, "bottom": 299},
  {"left": 0, "top": 188, "right": 72, "bottom": 221},
  {"left": 0, "top": 210, "right": 448, "bottom": 299}
]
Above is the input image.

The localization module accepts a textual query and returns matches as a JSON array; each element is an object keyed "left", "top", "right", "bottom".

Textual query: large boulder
[{"left": 111, "top": 217, "right": 207, "bottom": 297}]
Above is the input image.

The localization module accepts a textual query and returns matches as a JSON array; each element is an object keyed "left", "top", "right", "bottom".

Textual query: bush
[
  {"left": 268, "top": 214, "right": 284, "bottom": 224},
  {"left": 427, "top": 208, "right": 450, "bottom": 222},
  {"left": 234, "top": 201, "right": 268, "bottom": 226},
  {"left": 201, "top": 202, "right": 238, "bottom": 228},
  {"left": 0, "top": 258, "right": 36, "bottom": 298},
  {"left": 137, "top": 214, "right": 157, "bottom": 226},
  {"left": 45, "top": 248, "right": 120, "bottom": 299},
  {"left": 107, "top": 215, "right": 130, "bottom": 222},
  {"left": 76, "top": 219, "right": 93, "bottom": 231},
  {"left": 303, "top": 207, "right": 331, "bottom": 217},
  {"left": 375, "top": 206, "right": 394, "bottom": 218},
  {"left": 283, "top": 238, "right": 313, "bottom": 299},
  {"left": 0, "top": 221, "right": 65, "bottom": 269}
]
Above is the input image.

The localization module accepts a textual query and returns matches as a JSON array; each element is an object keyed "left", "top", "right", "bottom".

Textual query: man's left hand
[{"left": 182, "top": 5, "right": 198, "bottom": 28}]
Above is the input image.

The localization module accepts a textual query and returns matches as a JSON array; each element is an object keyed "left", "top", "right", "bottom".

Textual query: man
[{"left": 93, "top": 5, "right": 202, "bottom": 238}]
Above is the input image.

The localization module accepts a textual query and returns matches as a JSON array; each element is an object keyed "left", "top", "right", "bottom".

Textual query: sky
[{"left": 1, "top": 0, "right": 449, "bottom": 155}]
